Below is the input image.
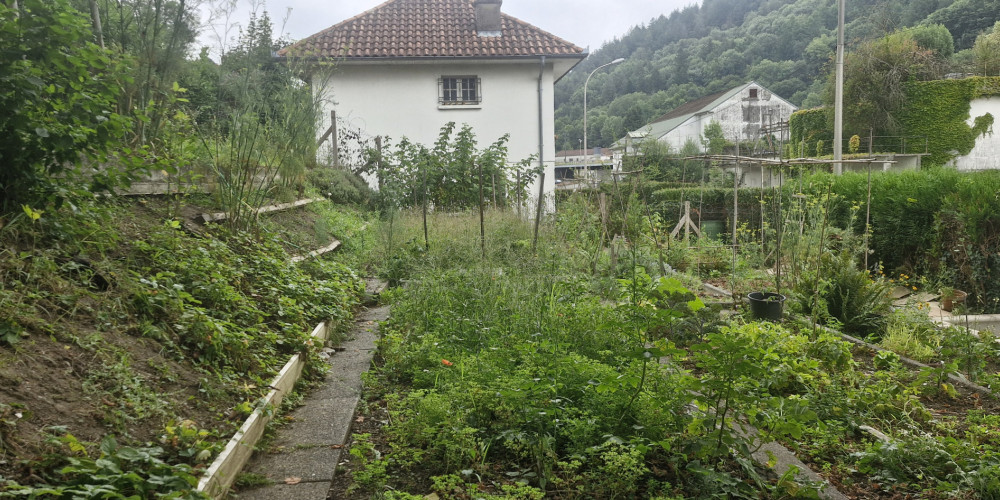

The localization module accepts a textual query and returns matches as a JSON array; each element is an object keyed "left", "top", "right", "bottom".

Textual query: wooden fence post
[
  {"left": 331, "top": 111, "right": 340, "bottom": 169},
  {"left": 478, "top": 161, "right": 486, "bottom": 259}
]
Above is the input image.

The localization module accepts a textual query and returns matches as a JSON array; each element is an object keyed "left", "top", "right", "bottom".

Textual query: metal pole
[{"left": 834, "top": 0, "right": 846, "bottom": 175}]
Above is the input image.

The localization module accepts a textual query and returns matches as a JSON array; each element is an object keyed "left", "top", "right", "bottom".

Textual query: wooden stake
[
  {"left": 516, "top": 171, "right": 522, "bottom": 217},
  {"left": 422, "top": 158, "right": 429, "bottom": 250},
  {"left": 478, "top": 161, "right": 486, "bottom": 259},
  {"left": 599, "top": 193, "right": 609, "bottom": 244},
  {"left": 331, "top": 111, "right": 340, "bottom": 169},
  {"left": 670, "top": 201, "right": 703, "bottom": 242},
  {"left": 532, "top": 171, "right": 544, "bottom": 251},
  {"left": 375, "top": 136, "right": 383, "bottom": 192}
]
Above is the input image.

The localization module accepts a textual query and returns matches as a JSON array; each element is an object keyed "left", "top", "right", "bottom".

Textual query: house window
[
  {"left": 439, "top": 76, "right": 481, "bottom": 105},
  {"left": 749, "top": 88, "right": 759, "bottom": 99}
]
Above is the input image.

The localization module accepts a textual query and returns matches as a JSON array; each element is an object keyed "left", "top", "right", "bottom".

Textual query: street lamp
[{"left": 583, "top": 57, "right": 625, "bottom": 182}]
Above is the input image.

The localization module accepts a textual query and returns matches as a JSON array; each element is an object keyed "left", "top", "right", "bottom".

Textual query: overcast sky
[{"left": 200, "top": 0, "right": 700, "bottom": 57}]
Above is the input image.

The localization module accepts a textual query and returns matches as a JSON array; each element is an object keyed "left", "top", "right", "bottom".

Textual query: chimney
[{"left": 474, "top": 0, "right": 502, "bottom": 36}]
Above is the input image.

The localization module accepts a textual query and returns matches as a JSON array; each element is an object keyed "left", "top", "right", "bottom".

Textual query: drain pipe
[{"left": 532, "top": 56, "right": 546, "bottom": 250}]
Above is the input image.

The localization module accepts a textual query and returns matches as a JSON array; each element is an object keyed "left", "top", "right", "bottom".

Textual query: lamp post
[{"left": 584, "top": 57, "right": 625, "bottom": 182}]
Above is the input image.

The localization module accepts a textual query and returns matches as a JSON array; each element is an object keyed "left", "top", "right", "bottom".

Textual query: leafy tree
[
  {"left": 833, "top": 29, "right": 945, "bottom": 136},
  {"left": 972, "top": 21, "right": 1000, "bottom": 76},
  {"left": 0, "top": 0, "right": 129, "bottom": 213},
  {"left": 365, "top": 123, "right": 536, "bottom": 211},
  {"left": 623, "top": 105, "right": 646, "bottom": 133},
  {"left": 75, "top": 0, "right": 199, "bottom": 147},
  {"left": 702, "top": 121, "right": 729, "bottom": 154},
  {"left": 924, "top": 0, "right": 1000, "bottom": 50},
  {"left": 803, "top": 33, "right": 836, "bottom": 75},
  {"left": 906, "top": 23, "right": 954, "bottom": 58}
]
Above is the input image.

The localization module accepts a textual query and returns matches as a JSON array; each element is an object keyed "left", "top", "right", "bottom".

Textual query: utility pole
[{"left": 834, "top": 0, "right": 846, "bottom": 175}]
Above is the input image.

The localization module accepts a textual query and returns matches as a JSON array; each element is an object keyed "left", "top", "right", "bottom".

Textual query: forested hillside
[{"left": 554, "top": 0, "right": 1000, "bottom": 150}]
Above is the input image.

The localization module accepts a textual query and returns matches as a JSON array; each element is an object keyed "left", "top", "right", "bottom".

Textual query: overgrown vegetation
[
  {"left": 338, "top": 194, "right": 1000, "bottom": 498},
  {"left": 0, "top": 195, "right": 363, "bottom": 495}
]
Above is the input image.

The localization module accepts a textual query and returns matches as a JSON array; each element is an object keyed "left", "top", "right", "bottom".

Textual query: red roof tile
[{"left": 279, "top": 0, "right": 584, "bottom": 59}]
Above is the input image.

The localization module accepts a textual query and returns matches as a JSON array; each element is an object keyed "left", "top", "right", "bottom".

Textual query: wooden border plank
[
  {"left": 198, "top": 198, "right": 325, "bottom": 224},
  {"left": 197, "top": 320, "right": 331, "bottom": 498}
]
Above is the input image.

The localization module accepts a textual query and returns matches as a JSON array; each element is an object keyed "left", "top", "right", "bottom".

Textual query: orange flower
[{"left": 441, "top": 359, "right": 453, "bottom": 367}]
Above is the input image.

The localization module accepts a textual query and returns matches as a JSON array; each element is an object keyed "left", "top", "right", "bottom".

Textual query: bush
[
  {"left": 0, "top": 0, "right": 130, "bottom": 213},
  {"left": 308, "top": 167, "right": 372, "bottom": 206},
  {"left": 822, "top": 251, "right": 893, "bottom": 337}
]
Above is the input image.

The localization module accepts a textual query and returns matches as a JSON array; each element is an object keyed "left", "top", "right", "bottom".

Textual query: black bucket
[{"left": 747, "top": 292, "right": 786, "bottom": 321}]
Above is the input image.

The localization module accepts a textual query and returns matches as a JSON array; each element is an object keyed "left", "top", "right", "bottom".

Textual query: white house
[
  {"left": 279, "top": 0, "right": 586, "bottom": 210},
  {"left": 620, "top": 82, "right": 798, "bottom": 153}
]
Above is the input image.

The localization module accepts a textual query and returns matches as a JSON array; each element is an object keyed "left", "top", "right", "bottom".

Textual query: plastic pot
[{"left": 747, "top": 292, "right": 786, "bottom": 321}]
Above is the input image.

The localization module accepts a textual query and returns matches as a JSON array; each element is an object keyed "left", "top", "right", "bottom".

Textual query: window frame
[{"left": 438, "top": 76, "right": 482, "bottom": 106}]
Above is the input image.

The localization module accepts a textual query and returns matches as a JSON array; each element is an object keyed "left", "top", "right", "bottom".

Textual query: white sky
[{"left": 199, "top": 0, "right": 700, "bottom": 57}]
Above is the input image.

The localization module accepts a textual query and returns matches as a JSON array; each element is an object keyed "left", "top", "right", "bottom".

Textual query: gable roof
[
  {"left": 279, "top": 0, "right": 585, "bottom": 60},
  {"left": 615, "top": 82, "right": 793, "bottom": 150},
  {"left": 650, "top": 82, "right": 755, "bottom": 125}
]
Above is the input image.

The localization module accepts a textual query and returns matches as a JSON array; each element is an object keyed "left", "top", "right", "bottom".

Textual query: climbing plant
[{"left": 900, "top": 76, "right": 1000, "bottom": 165}]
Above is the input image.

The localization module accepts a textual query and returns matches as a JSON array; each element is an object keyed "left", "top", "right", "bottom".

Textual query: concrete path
[{"left": 235, "top": 303, "right": 388, "bottom": 499}]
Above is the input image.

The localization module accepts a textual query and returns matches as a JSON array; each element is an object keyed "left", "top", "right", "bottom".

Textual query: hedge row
[{"left": 596, "top": 168, "right": 1000, "bottom": 311}]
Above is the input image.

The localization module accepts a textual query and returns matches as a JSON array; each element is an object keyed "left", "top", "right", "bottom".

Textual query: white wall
[
  {"left": 660, "top": 85, "right": 797, "bottom": 152},
  {"left": 664, "top": 116, "right": 704, "bottom": 151},
  {"left": 952, "top": 97, "right": 1000, "bottom": 171},
  {"left": 314, "top": 59, "right": 556, "bottom": 211}
]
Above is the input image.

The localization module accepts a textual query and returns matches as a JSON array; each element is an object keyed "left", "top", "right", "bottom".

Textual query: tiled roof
[{"left": 279, "top": 0, "right": 584, "bottom": 59}]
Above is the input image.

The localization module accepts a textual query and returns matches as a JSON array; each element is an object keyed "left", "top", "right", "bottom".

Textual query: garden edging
[{"left": 195, "top": 320, "right": 331, "bottom": 498}]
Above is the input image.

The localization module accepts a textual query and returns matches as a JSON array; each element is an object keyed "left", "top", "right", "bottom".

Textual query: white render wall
[
  {"left": 661, "top": 86, "right": 797, "bottom": 152},
  {"left": 314, "top": 59, "right": 557, "bottom": 211},
  {"left": 952, "top": 97, "right": 1000, "bottom": 171}
]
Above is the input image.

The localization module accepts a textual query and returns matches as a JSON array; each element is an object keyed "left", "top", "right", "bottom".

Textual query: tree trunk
[{"left": 89, "top": 0, "right": 105, "bottom": 49}]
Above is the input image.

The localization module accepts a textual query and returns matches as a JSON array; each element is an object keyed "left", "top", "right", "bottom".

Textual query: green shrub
[
  {"left": 0, "top": 0, "right": 131, "bottom": 213},
  {"left": 308, "top": 167, "right": 372, "bottom": 206},
  {"left": 822, "top": 251, "right": 893, "bottom": 337}
]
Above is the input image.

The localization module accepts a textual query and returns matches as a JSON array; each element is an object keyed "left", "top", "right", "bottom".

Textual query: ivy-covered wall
[
  {"left": 788, "top": 77, "right": 1000, "bottom": 166},
  {"left": 900, "top": 77, "right": 1000, "bottom": 165},
  {"left": 788, "top": 108, "right": 833, "bottom": 157}
]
